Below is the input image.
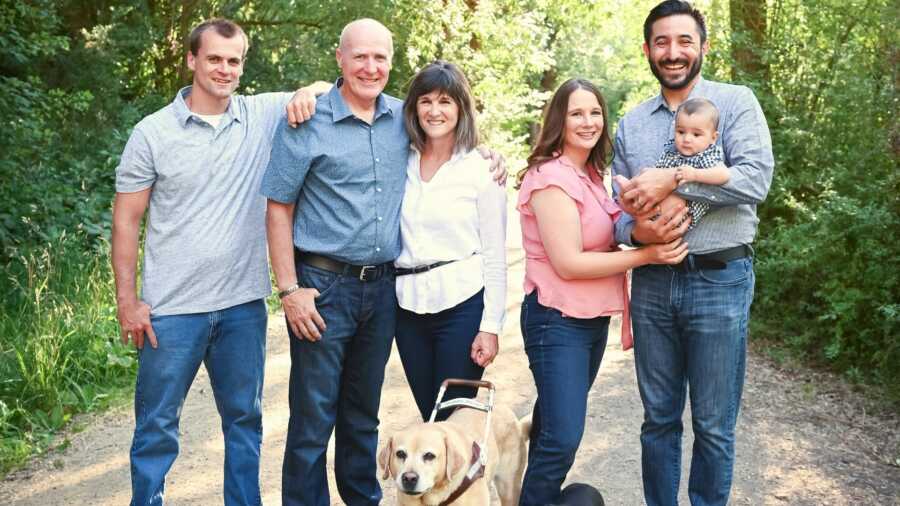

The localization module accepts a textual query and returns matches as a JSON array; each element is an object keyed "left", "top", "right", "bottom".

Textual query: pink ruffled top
[{"left": 517, "top": 155, "right": 633, "bottom": 349}]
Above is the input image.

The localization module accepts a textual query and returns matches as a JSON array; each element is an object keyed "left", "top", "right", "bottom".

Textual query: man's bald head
[
  {"left": 339, "top": 18, "right": 394, "bottom": 57},
  {"left": 335, "top": 18, "right": 394, "bottom": 106}
]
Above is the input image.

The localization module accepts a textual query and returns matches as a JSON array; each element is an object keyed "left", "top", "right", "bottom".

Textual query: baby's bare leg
[{"left": 646, "top": 194, "right": 688, "bottom": 223}]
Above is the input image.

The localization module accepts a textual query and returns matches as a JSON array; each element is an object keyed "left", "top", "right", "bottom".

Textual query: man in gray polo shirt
[
  {"left": 611, "top": 2, "right": 774, "bottom": 505},
  {"left": 112, "top": 18, "right": 311, "bottom": 506}
]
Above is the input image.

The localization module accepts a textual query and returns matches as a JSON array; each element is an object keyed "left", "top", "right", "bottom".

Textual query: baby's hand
[{"left": 674, "top": 165, "right": 694, "bottom": 186}]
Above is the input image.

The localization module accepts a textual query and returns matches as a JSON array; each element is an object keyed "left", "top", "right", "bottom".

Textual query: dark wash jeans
[
  {"left": 395, "top": 289, "right": 486, "bottom": 421},
  {"left": 130, "top": 299, "right": 267, "bottom": 506},
  {"left": 631, "top": 257, "right": 755, "bottom": 506},
  {"left": 519, "top": 291, "right": 609, "bottom": 506},
  {"left": 281, "top": 261, "right": 396, "bottom": 506}
]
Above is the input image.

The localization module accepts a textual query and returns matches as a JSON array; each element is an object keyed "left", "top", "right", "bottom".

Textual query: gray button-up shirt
[
  {"left": 116, "top": 87, "right": 291, "bottom": 315},
  {"left": 612, "top": 78, "right": 774, "bottom": 254},
  {"left": 260, "top": 80, "right": 409, "bottom": 265}
]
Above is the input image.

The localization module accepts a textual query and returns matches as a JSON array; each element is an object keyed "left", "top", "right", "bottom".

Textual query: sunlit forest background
[{"left": 0, "top": 0, "right": 897, "bottom": 473}]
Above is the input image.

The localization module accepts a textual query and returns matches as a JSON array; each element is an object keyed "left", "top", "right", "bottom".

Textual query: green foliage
[
  {"left": 0, "top": 236, "right": 132, "bottom": 473},
  {"left": 749, "top": 0, "right": 900, "bottom": 398}
]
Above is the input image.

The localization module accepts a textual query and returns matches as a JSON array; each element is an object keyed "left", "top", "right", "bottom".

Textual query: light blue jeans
[
  {"left": 129, "top": 299, "right": 267, "bottom": 506},
  {"left": 631, "top": 257, "right": 754, "bottom": 506}
]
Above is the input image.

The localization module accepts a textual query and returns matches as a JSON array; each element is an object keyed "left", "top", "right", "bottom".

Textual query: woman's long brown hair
[{"left": 515, "top": 78, "right": 612, "bottom": 188}]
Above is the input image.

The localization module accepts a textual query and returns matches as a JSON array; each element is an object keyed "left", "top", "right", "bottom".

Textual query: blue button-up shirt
[
  {"left": 261, "top": 80, "right": 409, "bottom": 265},
  {"left": 612, "top": 78, "right": 774, "bottom": 254}
]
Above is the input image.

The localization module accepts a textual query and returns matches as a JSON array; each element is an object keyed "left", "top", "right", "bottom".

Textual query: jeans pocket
[
  {"left": 522, "top": 294, "right": 560, "bottom": 349},
  {"left": 299, "top": 264, "right": 341, "bottom": 300},
  {"left": 697, "top": 258, "right": 751, "bottom": 286}
]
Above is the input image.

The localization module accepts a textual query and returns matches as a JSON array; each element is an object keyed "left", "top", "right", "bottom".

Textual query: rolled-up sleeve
[
  {"left": 260, "top": 118, "right": 312, "bottom": 204},
  {"left": 676, "top": 86, "right": 774, "bottom": 206},
  {"left": 612, "top": 120, "right": 637, "bottom": 247}
]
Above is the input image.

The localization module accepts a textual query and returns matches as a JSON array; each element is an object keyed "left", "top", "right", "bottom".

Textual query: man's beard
[{"left": 649, "top": 53, "right": 703, "bottom": 90}]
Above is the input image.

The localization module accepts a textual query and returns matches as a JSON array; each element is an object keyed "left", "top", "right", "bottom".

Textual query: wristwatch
[{"left": 277, "top": 283, "right": 301, "bottom": 299}]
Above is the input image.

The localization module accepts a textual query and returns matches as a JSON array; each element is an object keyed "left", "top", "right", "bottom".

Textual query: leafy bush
[
  {"left": 750, "top": 0, "right": 900, "bottom": 400},
  {"left": 0, "top": 236, "right": 134, "bottom": 473}
]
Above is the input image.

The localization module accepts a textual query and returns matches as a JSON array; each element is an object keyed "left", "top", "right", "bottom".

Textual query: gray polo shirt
[
  {"left": 116, "top": 86, "right": 291, "bottom": 315},
  {"left": 612, "top": 78, "right": 775, "bottom": 254},
  {"left": 260, "top": 81, "right": 409, "bottom": 265}
]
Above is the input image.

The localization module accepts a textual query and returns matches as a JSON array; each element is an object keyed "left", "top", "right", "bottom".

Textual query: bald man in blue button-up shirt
[{"left": 262, "top": 19, "right": 410, "bottom": 506}]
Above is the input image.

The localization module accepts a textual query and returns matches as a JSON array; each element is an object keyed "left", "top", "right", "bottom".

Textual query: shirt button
[
  {"left": 375, "top": 247, "right": 381, "bottom": 252},
  {"left": 375, "top": 158, "right": 380, "bottom": 163},
  {"left": 377, "top": 216, "right": 383, "bottom": 221},
  {"left": 376, "top": 187, "right": 382, "bottom": 192}
]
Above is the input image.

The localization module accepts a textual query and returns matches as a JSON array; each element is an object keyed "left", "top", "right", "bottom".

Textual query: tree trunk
[{"left": 730, "top": 0, "right": 768, "bottom": 87}]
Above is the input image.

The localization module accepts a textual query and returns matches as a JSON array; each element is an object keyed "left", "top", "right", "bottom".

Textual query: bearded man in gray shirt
[
  {"left": 611, "top": 2, "right": 774, "bottom": 505},
  {"left": 112, "top": 19, "right": 312, "bottom": 506}
]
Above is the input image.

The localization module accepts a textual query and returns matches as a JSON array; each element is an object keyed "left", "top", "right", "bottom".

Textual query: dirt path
[{"left": 2, "top": 219, "right": 899, "bottom": 505}]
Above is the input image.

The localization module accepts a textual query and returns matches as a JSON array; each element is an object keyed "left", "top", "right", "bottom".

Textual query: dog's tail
[{"left": 518, "top": 413, "right": 532, "bottom": 441}]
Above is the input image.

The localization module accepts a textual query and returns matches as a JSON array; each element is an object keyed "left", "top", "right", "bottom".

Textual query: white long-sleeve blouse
[{"left": 394, "top": 148, "right": 507, "bottom": 334}]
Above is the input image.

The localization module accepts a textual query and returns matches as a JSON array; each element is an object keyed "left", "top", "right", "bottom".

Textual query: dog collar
[{"left": 439, "top": 441, "right": 486, "bottom": 506}]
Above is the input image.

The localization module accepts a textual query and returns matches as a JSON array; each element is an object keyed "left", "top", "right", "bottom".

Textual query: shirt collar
[
  {"left": 328, "top": 78, "right": 393, "bottom": 123},
  {"left": 173, "top": 86, "right": 242, "bottom": 127},
  {"left": 409, "top": 144, "right": 469, "bottom": 164},
  {"left": 650, "top": 76, "right": 707, "bottom": 115}
]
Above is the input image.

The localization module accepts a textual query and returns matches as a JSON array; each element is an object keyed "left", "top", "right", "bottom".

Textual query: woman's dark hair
[
  {"left": 643, "top": 1, "right": 707, "bottom": 45},
  {"left": 403, "top": 60, "right": 479, "bottom": 153},
  {"left": 515, "top": 78, "right": 612, "bottom": 188}
]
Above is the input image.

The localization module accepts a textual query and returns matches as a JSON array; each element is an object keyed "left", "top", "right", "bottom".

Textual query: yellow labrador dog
[{"left": 379, "top": 405, "right": 530, "bottom": 505}]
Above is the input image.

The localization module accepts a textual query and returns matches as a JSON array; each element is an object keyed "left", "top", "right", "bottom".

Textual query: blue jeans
[
  {"left": 519, "top": 292, "right": 609, "bottom": 506},
  {"left": 395, "top": 289, "right": 486, "bottom": 421},
  {"left": 130, "top": 299, "right": 267, "bottom": 506},
  {"left": 632, "top": 257, "right": 755, "bottom": 506},
  {"left": 282, "top": 261, "right": 397, "bottom": 506}
]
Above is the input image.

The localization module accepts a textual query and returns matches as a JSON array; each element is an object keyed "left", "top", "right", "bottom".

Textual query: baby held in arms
[{"left": 651, "top": 97, "right": 730, "bottom": 229}]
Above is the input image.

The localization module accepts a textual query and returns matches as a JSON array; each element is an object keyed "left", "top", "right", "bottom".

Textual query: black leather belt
[
  {"left": 395, "top": 259, "right": 457, "bottom": 276},
  {"left": 672, "top": 244, "right": 753, "bottom": 271},
  {"left": 297, "top": 251, "right": 392, "bottom": 282}
]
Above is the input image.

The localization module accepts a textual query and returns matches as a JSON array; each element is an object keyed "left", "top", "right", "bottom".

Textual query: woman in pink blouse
[{"left": 515, "top": 78, "right": 688, "bottom": 504}]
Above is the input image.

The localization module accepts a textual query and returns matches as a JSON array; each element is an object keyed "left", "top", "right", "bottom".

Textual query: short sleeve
[
  {"left": 246, "top": 92, "right": 293, "bottom": 134},
  {"left": 259, "top": 117, "right": 313, "bottom": 204},
  {"left": 115, "top": 126, "right": 156, "bottom": 193},
  {"left": 516, "top": 160, "right": 584, "bottom": 216}
]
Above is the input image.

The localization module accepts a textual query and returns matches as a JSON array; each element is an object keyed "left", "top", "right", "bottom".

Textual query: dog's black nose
[{"left": 401, "top": 472, "right": 419, "bottom": 489}]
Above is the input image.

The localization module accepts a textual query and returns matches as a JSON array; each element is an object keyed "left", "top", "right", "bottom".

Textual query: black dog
[{"left": 549, "top": 483, "right": 605, "bottom": 506}]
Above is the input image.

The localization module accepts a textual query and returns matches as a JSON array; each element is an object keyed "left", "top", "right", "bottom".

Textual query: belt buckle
[{"left": 358, "top": 265, "right": 377, "bottom": 282}]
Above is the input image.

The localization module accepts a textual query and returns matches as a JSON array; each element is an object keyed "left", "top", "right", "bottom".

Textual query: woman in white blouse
[{"left": 394, "top": 60, "right": 507, "bottom": 421}]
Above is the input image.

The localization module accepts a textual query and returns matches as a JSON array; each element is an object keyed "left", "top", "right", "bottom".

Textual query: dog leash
[
  {"left": 439, "top": 441, "right": 486, "bottom": 505},
  {"left": 430, "top": 379, "right": 495, "bottom": 505}
]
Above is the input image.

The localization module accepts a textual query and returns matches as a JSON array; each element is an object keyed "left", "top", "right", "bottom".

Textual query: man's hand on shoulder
[
  {"left": 476, "top": 146, "right": 508, "bottom": 185},
  {"left": 118, "top": 299, "right": 157, "bottom": 349},
  {"left": 286, "top": 81, "right": 333, "bottom": 128}
]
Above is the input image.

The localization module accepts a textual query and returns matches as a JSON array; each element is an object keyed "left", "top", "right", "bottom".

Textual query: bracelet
[{"left": 277, "top": 283, "right": 301, "bottom": 299}]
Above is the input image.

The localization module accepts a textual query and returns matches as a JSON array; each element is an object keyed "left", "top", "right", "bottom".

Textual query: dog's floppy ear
[
  {"left": 444, "top": 434, "right": 466, "bottom": 482},
  {"left": 378, "top": 436, "right": 393, "bottom": 480}
]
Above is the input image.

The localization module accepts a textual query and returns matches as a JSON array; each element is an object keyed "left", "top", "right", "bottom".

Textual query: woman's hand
[
  {"left": 643, "top": 238, "right": 690, "bottom": 265},
  {"left": 470, "top": 331, "right": 499, "bottom": 367}
]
